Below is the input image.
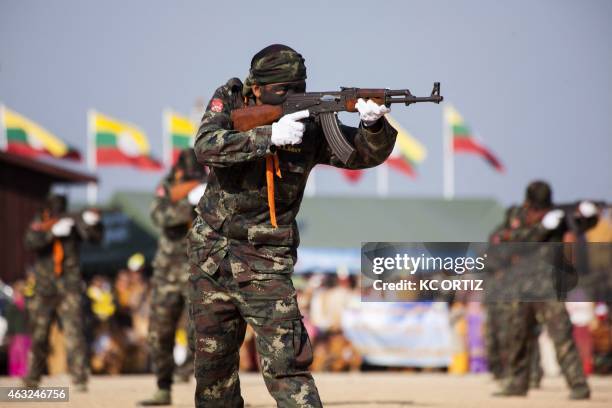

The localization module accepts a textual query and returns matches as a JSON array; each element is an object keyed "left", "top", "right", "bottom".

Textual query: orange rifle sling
[
  {"left": 265, "top": 154, "right": 282, "bottom": 228},
  {"left": 53, "top": 239, "right": 64, "bottom": 276}
]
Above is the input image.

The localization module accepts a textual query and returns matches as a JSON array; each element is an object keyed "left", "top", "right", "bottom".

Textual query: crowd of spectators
[{"left": 0, "top": 261, "right": 364, "bottom": 377}]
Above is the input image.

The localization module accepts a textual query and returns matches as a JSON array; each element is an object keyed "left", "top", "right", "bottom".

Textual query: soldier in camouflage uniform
[
  {"left": 139, "top": 149, "right": 207, "bottom": 406},
  {"left": 188, "top": 44, "right": 397, "bottom": 407},
  {"left": 494, "top": 181, "right": 596, "bottom": 399},
  {"left": 23, "top": 194, "right": 103, "bottom": 391},
  {"left": 486, "top": 205, "right": 543, "bottom": 386}
]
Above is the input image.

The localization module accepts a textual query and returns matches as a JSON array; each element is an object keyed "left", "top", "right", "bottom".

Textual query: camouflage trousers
[
  {"left": 189, "top": 252, "right": 322, "bottom": 408},
  {"left": 505, "top": 301, "right": 587, "bottom": 392},
  {"left": 26, "top": 291, "right": 88, "bottom": 384},
  {"left": 148, "top": 277, "right": 194, "bottom": 391},
  {"left": 485, "top": 302, "right": 543, "bottom": 384}
]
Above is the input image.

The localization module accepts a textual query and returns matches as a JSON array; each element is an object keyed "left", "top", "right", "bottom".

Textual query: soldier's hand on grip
[
  {"left": 51, "top": 218, "right": 75, "bottom": 237},
  {"left": 82, "top": 210, "right": 100, "bottom": 226},
  {"left": 542, "top": 209, "right": 564, "bottom": 230},
  {"left": 578, "top": 201, "right": 597, "bottom": 218},
  {"left": 188, "top": 183, "right": 207, "bottom": 205},
  {"left": 356, "top": 98, "right": 391, "bottom": 127},
  {"left": 271, "top": 110, "right": 309, "bottom": 146}
]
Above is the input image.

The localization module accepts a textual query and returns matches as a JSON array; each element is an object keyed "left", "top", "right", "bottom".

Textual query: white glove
[
  {"left": 82, "top": 210, "right": 100, "bottom": 226},
  {"left": 355, "top": 98, "right": 391, "bottom": 127},
  {"left": 578, "top": 200, "right": 597, "bottom": 218},
  {"left": 271, "top": 110, "right": 309, "bottom": 146},
  {"left": 51, "top": 218, "right": 75, "bottom": 237},
  {"left": 188, "top": 183, "right": 207, "bottom": 205},
  {"left": 542, "top": 209, "right": 565, "bottom": 230}
]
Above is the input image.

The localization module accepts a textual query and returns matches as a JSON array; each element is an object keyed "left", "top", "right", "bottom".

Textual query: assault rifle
[
  {"left": 30, "top": 209, "right": 103, "bottom": 238},
  {"left": 554, "top": 200, "right": 607, "bottom": 235},
  {"left": 231, "top": 82, "right": 444, "bottom": 164},
  {"left": 552, "top": 201, "right": 607, "bottom": 300},
  {"left": 31, "top": 211, "right": 98, "bottom": 232}
]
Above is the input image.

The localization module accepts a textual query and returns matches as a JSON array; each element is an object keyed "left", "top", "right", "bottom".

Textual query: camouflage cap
[
  {"left": 45, "top": 193, "right": 67, "bottom": 216},
  {"left": 243, "top": 44, "right": 307, "bottom": 96}
]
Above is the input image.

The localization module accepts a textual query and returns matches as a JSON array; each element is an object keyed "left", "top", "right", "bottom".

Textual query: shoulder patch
[{"left": 210, "top": 98, "right": 224, "bottom": 113}]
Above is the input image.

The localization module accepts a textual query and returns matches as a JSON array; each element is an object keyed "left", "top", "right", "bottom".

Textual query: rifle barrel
[{"left": 386, "top": 96, "right": 444, "bottom": 105}]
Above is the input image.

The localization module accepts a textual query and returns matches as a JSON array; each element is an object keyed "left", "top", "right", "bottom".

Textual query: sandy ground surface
[{"left": 1, "top": 373, "right": 611, "bottom": 407}]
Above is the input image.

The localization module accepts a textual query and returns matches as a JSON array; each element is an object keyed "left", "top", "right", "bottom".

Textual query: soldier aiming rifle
[
  {"left": 187, "top": 43, "right": 443, "bottom": 407},
  {"left": 22, "top": 193, "right": 103, "bottom": 392}
]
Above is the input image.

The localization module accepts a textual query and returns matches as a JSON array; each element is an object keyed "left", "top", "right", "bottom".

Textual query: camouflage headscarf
[
  {"left": 45, "top": 193, "right": 67, "bottom": 217},
  {"left": 525, "top": 180, "right": 552, "bottom": 209},
  {"left": 243, "top": 44, "right": 307, "bottom": 97}
]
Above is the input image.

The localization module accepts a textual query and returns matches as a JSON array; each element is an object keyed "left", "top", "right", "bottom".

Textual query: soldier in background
[
  {"left": 494, "top": 181, "right": 597, "bottom": 400},
  {"left": 139, "top": 149, "right": 206, "bottom": 406},
  {"left": 486, "top": 205, "right": 543, "bottom": 387},
  {"left": 188, "top": 44, "right": 397, "bottom": 407},
  {"left": 22, "top": 193, "right": 103, "bottom": 392}
]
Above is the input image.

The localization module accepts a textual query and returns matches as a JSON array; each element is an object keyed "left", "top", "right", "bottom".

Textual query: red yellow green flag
[
  {"left": 336, "top": 115, "right": 426, "bottom": 183},
  {"left": 384, "top": 114, "right": 427, "bottom": 178},
  {"left": 163, "top": 110, "right": 196, "bottom": 166},
  {"left": 1, "top": 104, "right": 81, "bottom": 161},
  {"left": 445, "top": 105, "right": 504, "bottom": 172},
  {"left": 90, "top": 111, "right": 162, "bottom": 170}
]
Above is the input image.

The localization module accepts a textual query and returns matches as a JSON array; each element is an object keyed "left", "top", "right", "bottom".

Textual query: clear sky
[{"left": 1, "top": 0, "right": 611, "bottom": 206}]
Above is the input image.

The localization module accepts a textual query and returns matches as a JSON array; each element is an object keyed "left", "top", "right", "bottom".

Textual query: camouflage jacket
[
  {"left": 488, "top": 204, "right": 594, "bottom": 301},
  {"left": 189, "top": 78, "right": 397, "bottom": 280},
  {"left": 150, "top": 182, "right": 197, "bottom": 284},
  {"left": 24, "top": 213, "right": 103, "bottom": 295},
  {"left": 490, "top": 206, "right": 525, "bottom": 243}
]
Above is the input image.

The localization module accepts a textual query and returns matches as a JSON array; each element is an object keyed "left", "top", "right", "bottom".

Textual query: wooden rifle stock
[
  {"left": 31, "top": 218, "right": 59, "bottom": 232},
  {"left": 231, "top": 105, "right": 284, "bottom": 132}
]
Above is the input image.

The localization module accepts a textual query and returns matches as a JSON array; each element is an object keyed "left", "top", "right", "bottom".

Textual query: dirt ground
[{"left": 1, "top": 373, "right": 611, "bottom": 407}]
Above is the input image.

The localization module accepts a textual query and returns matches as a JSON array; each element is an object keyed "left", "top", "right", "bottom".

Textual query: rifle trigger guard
[{"left": 320, "top": 112, "right": 356, "bottom": 165}]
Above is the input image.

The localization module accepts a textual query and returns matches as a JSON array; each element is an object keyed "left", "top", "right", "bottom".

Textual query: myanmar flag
[
  {"left": 1, "top": 105, "right": 81, "bottom": 161},
  {"left": 91, "top": 110, "right": 162, "bottom": 170},
  {"left": 335, "top": 115, "right": 426, "bottom": 183},
  {"left": 384, "top": 114, "right": 427, "bottom": 178},
  {"left": 163, "top": 110, "right": 196, "bottom": 166},
  {"left": 340, "top": 169, "right": 363, "bottom": 183},
  {"left": 445, "top": 105, "right": 504, "bottom": 172}
]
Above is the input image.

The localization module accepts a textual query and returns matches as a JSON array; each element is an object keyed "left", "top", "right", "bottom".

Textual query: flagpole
[
  {"left": 443, "top": 106, "right": 454, "bottom": 200},
  {"left": 0, "top": 104, "right": 7, "bottom": 152},
  {"left": 377, "top": 164, "right": 389, "bottom": 197},
  {"left": 86, "top": 109, "right": 98, "bottom": 205},
  {"left": 162, "top": 108, "right": 171, "bottom": 168}
]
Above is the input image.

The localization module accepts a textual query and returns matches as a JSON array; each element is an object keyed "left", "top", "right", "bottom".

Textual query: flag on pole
[
  {"left": 445, "top": 105, "right": 504, "bottom": 172},
  {"left": 1, "top": 104, "right": 81, "bottom": 161},
  {"left": 332, "top": 115, "right": 427, "bottom": 184},
  {"left": 91, "top": 111, "right": 162, "bottom": 170},
  {"left": 340, "top": 169, "right": 363, "bottom": 183},
  {"left": 163, "top": 110, "right": 196, "bottom": 166},
  {"left": 384, "top": 114, "right": 427, "bottom": 178}
]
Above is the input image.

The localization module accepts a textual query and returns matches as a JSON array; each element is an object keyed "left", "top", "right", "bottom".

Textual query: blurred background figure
[
  {"left": 0, "top": 280, "right": 30, "bottom": 377},
  {"left": 494, "top": 181, "right": 597, "bottom": 400},
  {"left": 115, "top": 253, "right": 150, "bottom": 374},
  {"left": 139, "top": 149, "right": 206, "bottom": 406},
  {"left": 21, "top": 193, "right": 103, "bottom": 392}
]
